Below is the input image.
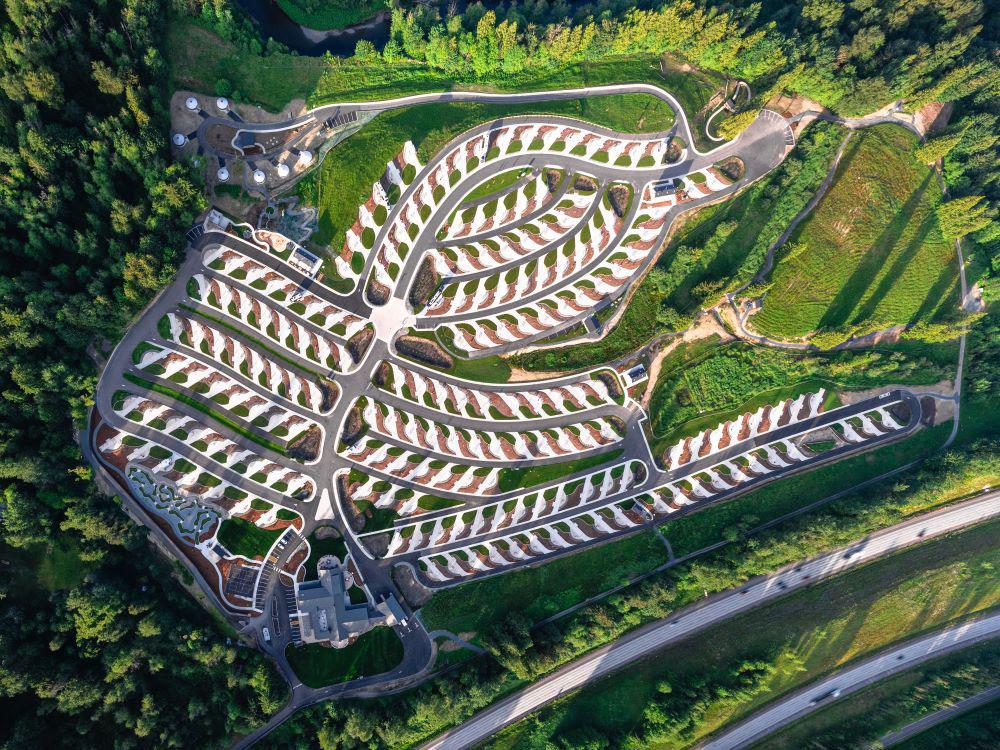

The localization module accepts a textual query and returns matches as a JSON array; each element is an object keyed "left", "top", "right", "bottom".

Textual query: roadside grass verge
[
  {"left": 496, "top": 449, "right": 624, "bottom": 494},
  {"left": 420, "top": 529, "right": 669, "bottom": 635},
  {"left": 888, "top": 699, "right": 999, "bottom": 750},
  {"left": 755, "top": 125, "right": 959, "bottom": 340},
  {"left": 481, "top": 519, "right": 1000, "bottom": 749},
  {"left": 284, "top": 626, "right": 404, "bottom": 687},
  {"left": 660, "top": 422, "right": 950, "bottom": 557},
  {"left": 216, "top": 517, "right": 281, "bottom": 559},
  {"left": 753, "top": 640, "right": 1000, "bottom": 750}
]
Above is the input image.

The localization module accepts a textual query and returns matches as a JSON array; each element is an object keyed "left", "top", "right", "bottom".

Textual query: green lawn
[
  {"left": 755, "top": 125, "right": 959, "bottom": 341},
  {"left": 754, "top": 640, "right": 1000, "bottom": 750},
  {"left": 216, "top": 517, "right": 281, "bottom": 559},
  {"left": 461, "top": 167, "right": 531, "bottom": 203},
  {"left": 302, "top": 527, "right": 348, "bottom": 579},
  {"left": 496, "top": 448, "right": 624, "bottom": 493},
  {"left": 483, "top": 519, "right": 1000, "bottom": 749},
  {"left": 275, "top": 0, "right": 386, "bottom": 31},
  {"left": 284, "top": 626, "right": 404, "bottom": 687},
  {"left": 647, "top": 338, "right": 956, "bottom": 448},
  {"left": 397, "top": 328, "right": 513, "bottom": 384},
  {"left": 660, "top": 422, "right": 950, "bottom": 557},
  {"left": 420, "top": 529, "right": 669, "bottom": 635}
]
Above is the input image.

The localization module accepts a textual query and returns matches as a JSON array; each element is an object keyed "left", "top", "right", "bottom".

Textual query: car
[
  {"left": 809, "top": 687, "right": 841, "bottom": 706},
  {"left": 262, "top": 627, "right": 272, "bottom": 645}
]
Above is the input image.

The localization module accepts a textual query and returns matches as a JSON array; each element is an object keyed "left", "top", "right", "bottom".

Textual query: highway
[
  {"left": 699, "top": 612, "right": 1000, "bottom": 749},
  {"left": 418, "top": 490, "right": 1000, "bottom": 750}
]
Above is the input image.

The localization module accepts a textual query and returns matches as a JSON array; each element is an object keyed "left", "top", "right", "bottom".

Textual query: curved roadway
[
  {"left": 418, "top": 490, "right": 1000, "bottom": 750},
  {"left": 700, "top": 612, "right": 1000, "bottom": 750}
]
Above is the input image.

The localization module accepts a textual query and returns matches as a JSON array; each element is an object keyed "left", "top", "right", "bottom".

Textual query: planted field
[
  {"left": 755, "top": 125, "right": 958, "bottom": 340},
  {"left": 216, "top": 517, "right": 281, "bottom": 559},
  {"left": 284, "top": 626, "right": 404, "bottom": 688},
  {"left": 483, "top": 519, "right": 1000, "bottom": 750}
]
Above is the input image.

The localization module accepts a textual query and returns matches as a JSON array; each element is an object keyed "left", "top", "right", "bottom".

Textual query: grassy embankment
[
  {"left": 510, "top": 121, "right": 847, "bottom": 373},
  {"left": 166, "top": 20, "right": 716, "bottom": 121},
  {"left": 482, "top": 519, "right": 1000, "bottom": 749},
  {"left": 754, "top": 125, "right": 959, "bottom": 341},
  {"left": 891, "top": 700, "right": 999, "bottom": 750},
  {"left": 646, "top": 337, "right": 956, "bottom": 452},
  {"left": 285, "top": 626, "right": 404, "bottom": 688},
  {"left": 754, "top": 640, "right": 1000, "bottom": 750}
]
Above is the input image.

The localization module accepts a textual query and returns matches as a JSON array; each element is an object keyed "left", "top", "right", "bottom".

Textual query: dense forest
[
  {"left": 372, "top": 0, "right": 1000, "bottom": 300},
  {"left": 0, "top": 0, "right": 284, "bottom": 747}
]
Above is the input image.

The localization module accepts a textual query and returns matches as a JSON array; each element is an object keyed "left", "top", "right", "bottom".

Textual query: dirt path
[{"left": 641, "top": 313, "right": 733, "bottom": 408}]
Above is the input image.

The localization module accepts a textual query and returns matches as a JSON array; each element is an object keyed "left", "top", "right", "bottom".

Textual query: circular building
[
  {"left": 298, "top": 150, "right": 314, "bottom": 167},
  {"left": 217, "top": 167, "right": 230, "bottom": 182},
  {"left": 216, "top": 97, "right": 229, "bottom": 111},
  {"left": 276, "top": 163, "right": 290, "bottom": 179},
  {"left": 171, "top": 133, "right": 186, "bottom": 147},
  {"left": 252, "top": 169, "right": 266, "bottom": 185},
  {"left": 184, "top": 96, "right": 198, "bottom": 111}
]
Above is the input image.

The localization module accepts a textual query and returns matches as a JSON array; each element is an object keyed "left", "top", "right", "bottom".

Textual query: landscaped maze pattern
[
  {"left": 379, "top": 362, "right": 618, "bottom": 420},
  {"left": 409, "top": 394, "right": 907, "bottom": 584},
  {"left": 192, "top": 247, "right": 371, "bottom": 373},
  {"left": 92, "top": 237, "right": 392, "bottom": 611},
  {"left": 324, "top": 119, "right": 759, "bottom": 582},
  {"left": 352, "top": 398, "right": 622, "bottom": 462},
  {"left": 100, "top": 110, "right": 872, "bottom": 601},
  {"left": 421, "top": 176, "right": 730, "bottom": 353}
]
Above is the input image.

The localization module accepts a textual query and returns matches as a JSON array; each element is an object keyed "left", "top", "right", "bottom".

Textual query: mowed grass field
[
  {"left": 284, "top": 626, "right": 403, "bottom": 687},
  {"left": 754, "top": 125, "right": 958, "bottom": 339},
  {"left": 483, "top": 519, "right": 1000, "bottom": 750}
]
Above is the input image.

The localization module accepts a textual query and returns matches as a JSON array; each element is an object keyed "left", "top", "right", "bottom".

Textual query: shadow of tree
[
  {"left": 849, "top": 174, "right": 937, "bottom": 324},
  {"left": 816, "top": 170, "right": 932, "bottom": 330}
]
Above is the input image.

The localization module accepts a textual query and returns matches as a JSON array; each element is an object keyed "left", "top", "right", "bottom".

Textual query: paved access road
[
  {"left": 700, "top": 612, "right": 1000, "bottom": 749},
  {"left": 418, "top": 491, "right": 1000, "bottom": 750}
]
